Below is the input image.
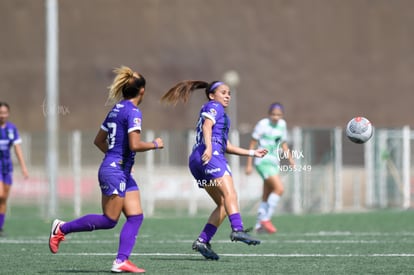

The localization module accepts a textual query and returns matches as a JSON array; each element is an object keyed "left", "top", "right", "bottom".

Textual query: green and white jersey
[{"left": 251, "top": 118, "right": 288, "bottom": 166}]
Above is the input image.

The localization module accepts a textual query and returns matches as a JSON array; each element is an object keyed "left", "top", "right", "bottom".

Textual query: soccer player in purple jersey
[
  {"left": 0, "top": 102, "right": 29, "bottom": 237},
  {"left": 49, "top": 66, "right": 163, "bottom": 273},
  {"left": 161, "top": 80, "right": 268, "bottom": 260}
]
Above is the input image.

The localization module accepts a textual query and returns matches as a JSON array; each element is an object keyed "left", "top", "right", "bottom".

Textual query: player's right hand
[{"left": 154, "top": 137, "right": 164, "bottom": 149}]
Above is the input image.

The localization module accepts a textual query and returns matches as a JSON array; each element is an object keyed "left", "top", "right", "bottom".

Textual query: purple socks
[
  {"left": 59, "top": 213, "right": 144, "bottom": 263},
  {"left": 198, "top": 223, "right": 218, "bottom": 243},
  {"left": 60, "top": 214, "right": 117, "bottom": 234},
  {"left": 116, "top": 214, "right": 144, "bottom": 262},
  {"left": 229, "top": 213, "right": 244, "bottom": 231},
  {"left": 197, "top": 213, "right": 243, "bottom": 244}
]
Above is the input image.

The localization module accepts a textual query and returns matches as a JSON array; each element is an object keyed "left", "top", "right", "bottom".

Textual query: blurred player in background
[
  {"left": 49, "top": 66, "right": 163, "bottom": 273},
  {"left": 245, "top": 102, "right": 294, "bottom": 234},
  {"left": 0, "top": 102, "right": 29, "bottom": 237},
  {"left": 161, "top": 80, "right": 267, "bottom": 260}
]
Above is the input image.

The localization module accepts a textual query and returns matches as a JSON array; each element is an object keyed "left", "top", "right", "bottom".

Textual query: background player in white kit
[{"left": 245, "top": 102, "right": 294, "bottom": 234}]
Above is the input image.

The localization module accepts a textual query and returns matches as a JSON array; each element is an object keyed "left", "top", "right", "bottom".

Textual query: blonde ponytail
[{"left": 106, "top": 66, "right": 135, "bottom": 105}]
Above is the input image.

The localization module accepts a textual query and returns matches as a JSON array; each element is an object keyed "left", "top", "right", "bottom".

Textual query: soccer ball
[{"left": 346, "top": 117, "right": 373, "bottom": 144}]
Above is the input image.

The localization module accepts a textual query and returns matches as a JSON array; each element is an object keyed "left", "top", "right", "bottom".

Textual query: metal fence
[{"left": 9, "top": 126, "right": 413, "bottom": 218}]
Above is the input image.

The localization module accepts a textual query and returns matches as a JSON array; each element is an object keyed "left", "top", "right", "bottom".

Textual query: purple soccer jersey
[
  {"left": 98, "top": 100, "right": 142, "bottom": 197},
  {"left": 189, "top": 100, "right": 232, "bottom": 186},
  {"left": 57, "top": 102, "right": 144, "bottom": 262},
  {"left": 0, "top": 121, "right": 22, "bottom": 183},
  {"left": 194, "top": 100, "right": 230, "bottom": 151}
]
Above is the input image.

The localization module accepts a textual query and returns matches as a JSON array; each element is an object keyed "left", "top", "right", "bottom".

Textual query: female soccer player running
[
  {"left": 0, "top": 102, "right": 29, "bottom": 236},
  {"left": 161, "top": 80, "right": 268, "bottom": 260},
  {"left": 245, "top": 102, "right": 294, "bottom": 234},
  {"left": 49, "top": 66, "right": 163, "bottom": 273}
]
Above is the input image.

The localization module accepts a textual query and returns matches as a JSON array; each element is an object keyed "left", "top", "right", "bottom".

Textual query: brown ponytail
[{"left": 161, "top": 80, "right": 209, "bottom": 105}]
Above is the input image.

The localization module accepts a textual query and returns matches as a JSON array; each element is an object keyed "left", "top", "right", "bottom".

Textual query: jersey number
[{"left": 107, "top": 122, "right": 117, "bottom": 150}]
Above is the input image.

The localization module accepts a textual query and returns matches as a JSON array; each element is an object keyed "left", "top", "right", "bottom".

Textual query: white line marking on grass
[
  {"left": 2, "top": 239, "right": 414, "bottom": 244},
  {"left": 297, "top": 232, "right": 414, "bottom": 237},
  {"left": 144, "top": 239, "right": 414, "bottom": 244},
  {"left": 52, "top": 252, "right": 414, "bottom": 257},
  {"left": 0, "top": 239, "right": 115, "bottom": 244}
]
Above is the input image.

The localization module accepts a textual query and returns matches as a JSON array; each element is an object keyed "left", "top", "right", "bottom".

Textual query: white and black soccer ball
[{"left": 346, "top": 117, "right": 373, "bottom": 144}]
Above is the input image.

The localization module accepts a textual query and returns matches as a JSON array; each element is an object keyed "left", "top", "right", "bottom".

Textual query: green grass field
[{"left": 1, "top": 206, "right": 413, "bottom": 274}]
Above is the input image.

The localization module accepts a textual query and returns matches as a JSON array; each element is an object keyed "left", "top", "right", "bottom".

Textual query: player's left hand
[
  {"left": 255, "top": 148, "right": 268, "bottom": 158},
  {"left": 202, "top": 148, "right": 212, "bottom": 165},
  {"left": 22, "top": 168, "right": 29, "bottom": 179}
]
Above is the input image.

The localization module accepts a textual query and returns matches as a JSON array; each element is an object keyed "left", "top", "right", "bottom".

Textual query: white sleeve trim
[
  {"left": 13, "top": 138, "right": 22, "bottom": 145},
  {"left": 201, "top": 112, "right": 216, "bottom": 124},
  {"left": 128, "top": 126, "right": 142, "bottom": 133}
]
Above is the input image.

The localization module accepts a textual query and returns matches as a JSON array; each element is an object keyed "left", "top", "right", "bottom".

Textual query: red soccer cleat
[
  {"left": 260, "top": 220, "right": 277, "bottom": 234},
  {"left": 49, "top": 219, "right": 66, "bottom": 254},
  {"left": 111, "top": 260, "right": 146, "bottom": 273}
]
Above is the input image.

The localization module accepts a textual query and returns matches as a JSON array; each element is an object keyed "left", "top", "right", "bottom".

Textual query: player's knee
[
  {"left": 272, "top": 184, "right": 284, "bottom": 195},
  {"left": 223, "top": 194, "right": 238, "bottom": 209},
  {"left": 217, "top": 204, "right": 226, "bottom": 213},
  {"left": 126, "top": 213, "right": 144, "bottom": 223},
  {"left": 103, "top": 215, "right": 118, "bottom": 229},
  {"left": 224, "top": 192, "right": 238, "bottom": 204}
]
